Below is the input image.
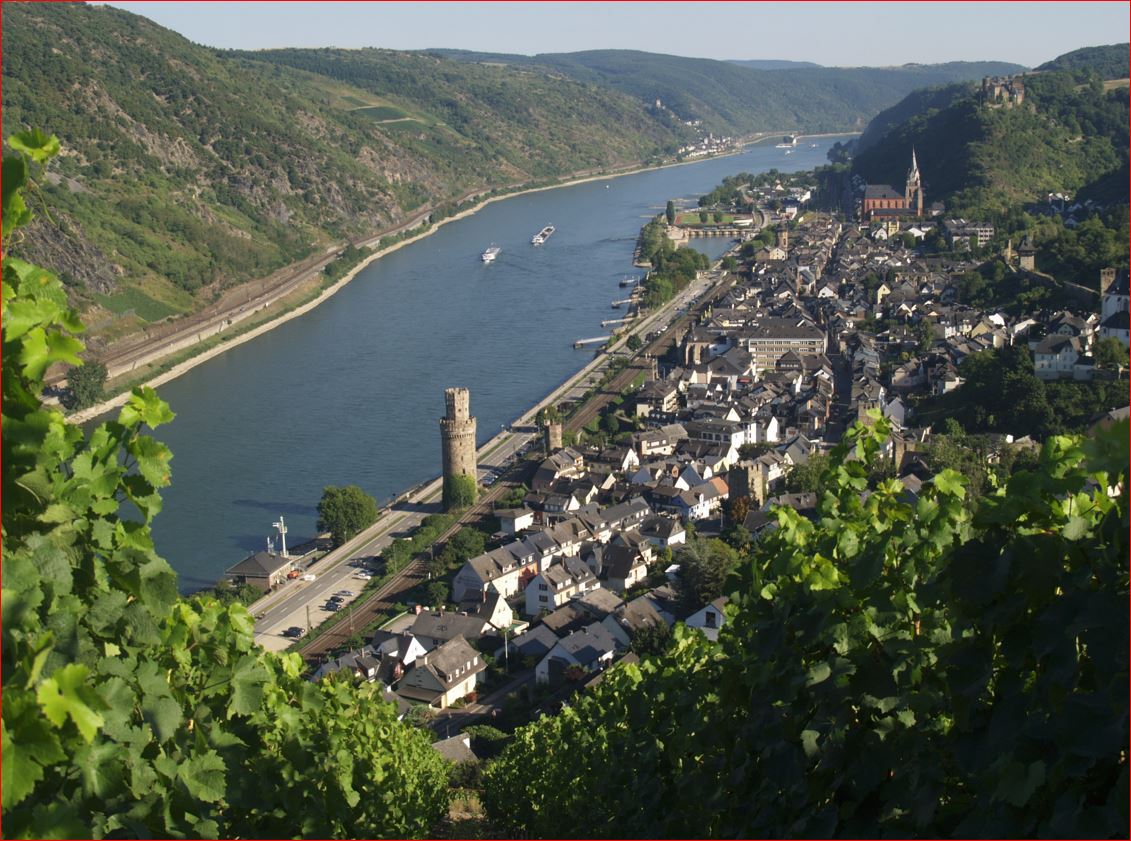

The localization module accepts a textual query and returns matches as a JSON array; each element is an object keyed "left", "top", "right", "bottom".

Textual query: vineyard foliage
[
  {"left": 1, "top": 134, "right": 449, "bottom": 838},
  {"left": 483, "top": 414, "right": 1129, "bottom": 837}
]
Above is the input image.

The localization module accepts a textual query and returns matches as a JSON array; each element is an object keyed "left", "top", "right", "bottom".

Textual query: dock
[
  {"left": 611, "top": 298, "right": 635, "bottom": 308},
  {"left": 574, "top": 336, "right": 611, "bottom": 348},
  {"left": 601, "top": 316, "right": 637, "bottom": 327}
]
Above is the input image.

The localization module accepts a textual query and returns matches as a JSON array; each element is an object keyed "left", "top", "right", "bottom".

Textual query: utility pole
[{"left": 305, "top": 604, "right": 311, "bottom": 633}]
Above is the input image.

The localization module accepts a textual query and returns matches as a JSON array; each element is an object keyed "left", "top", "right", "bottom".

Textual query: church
[{"left": 862, "top": 150, "right": 924, "bottom": 221}]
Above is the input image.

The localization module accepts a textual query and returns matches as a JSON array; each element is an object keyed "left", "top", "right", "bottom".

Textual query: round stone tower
[
  {"left": 544, "top": 421, "right": 563, "bottom": 453},
  {"left": 440, "top": 387, "right": 477, "bottom": 510}
]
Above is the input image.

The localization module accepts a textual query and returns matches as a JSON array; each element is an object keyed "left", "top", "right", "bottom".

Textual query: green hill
[
  {"left": 431, "top": 48, "right": 1025, "bottom": 135},
  {"left": 851, "top": 68, "right": 1129, "bottom": 215},
  {"left": 1, "top": 4, "right": 690, "bottom": 347},
  {"left": 1036, "top": 43, "right": 1130, "bottom": 78}
]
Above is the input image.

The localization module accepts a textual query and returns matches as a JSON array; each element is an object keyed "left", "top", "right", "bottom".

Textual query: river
[{"left": 147, "top": 138, "right": 848, "bottom": 590}]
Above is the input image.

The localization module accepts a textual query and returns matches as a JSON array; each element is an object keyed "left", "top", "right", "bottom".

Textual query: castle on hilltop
[
  {"left": 982, "top": 75, "right": 1026, "bottom": 108},
  {"left": 861, "top": 149, "right": 925, "bottom": 221}
]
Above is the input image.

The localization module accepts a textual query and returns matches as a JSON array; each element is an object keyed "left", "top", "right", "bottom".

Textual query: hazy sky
[{"left": 103, "top": 2, "right": 1127, "bottom": 68}]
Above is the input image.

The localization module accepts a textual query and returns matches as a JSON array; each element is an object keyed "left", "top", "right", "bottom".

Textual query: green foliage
[
  {"left": 1036, "top": 43, "right": 1131, "bottom": 79},
  {"left": 1093, "top": 336, "right": 1130, "bottom": 369},
  {"left": 674, "top": 536, "right": 740, "bottom": 611},
  {"left": 382, "top": 513, "right": 459, "bottom": 572},
  {"left": 482, "top": 416, "right": 1129, "bottom": 837},
  {"left": 2, "top": 136, "right": 449, "bottom": 838},
  {"left": 427, "top": 580, "right": 450, "bottom": 608},
  {"left": 629, "top": 620, "right": 673, "bottom": 658},
  {"left": 443, "top": 473, "right": 479, "bottom": 511},
  {"left": 316, "top": 484, "right": 380, "bottom": 547},
  {"left": 322, "top": 243, "right": 372, "bottom": 283},
  {"left": 665, "top": 200, "right": 675, "bottom": 225},
  {"left": 853, "top": 67, "right": 1128, "bottom": 217},
  {"left": 785, "top": 452, "right": 833, "bottom": 493},
  {"left": 62, "top": 360, "right": 107, "bottom": 411},
  {"left": 625, "top": 332, "right": 643, "bottom": 352}
]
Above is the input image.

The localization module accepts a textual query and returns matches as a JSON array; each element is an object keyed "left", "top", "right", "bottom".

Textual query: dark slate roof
[
  {"left": 225, "top": 550, "right": 292, "bottom": 578},
  {"left": 864, "top": 184, "right": 903, "bottom": 200},
  {"left": 556, "top": 623, "right": 618, "bottom": 665}
]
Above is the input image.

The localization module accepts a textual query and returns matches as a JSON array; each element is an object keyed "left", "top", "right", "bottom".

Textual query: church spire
[{"left": 909, "top": 147, "right": 920, "bottom": 179}]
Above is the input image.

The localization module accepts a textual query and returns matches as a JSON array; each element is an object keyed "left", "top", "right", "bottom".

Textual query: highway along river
[{"left": 143, "top": 138, "right": 846, "bottom": 590}]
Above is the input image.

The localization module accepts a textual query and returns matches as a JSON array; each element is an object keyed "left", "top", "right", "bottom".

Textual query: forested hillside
[
  {"left": 851, "top": 61, "right": 1129, "bottom": 215},
  {"left": 1, "top": 4, "right": 690, "bottom": 348},
  {"left": 430, "top": 48, "right": 1025, "bottom": 135}
]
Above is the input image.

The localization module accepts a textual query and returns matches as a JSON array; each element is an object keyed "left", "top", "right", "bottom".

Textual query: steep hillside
[
  {"left": 851, "top": 69, "right": 1129, "bottom": 214},
  {"left": 1036, "top": 43, "right": 1129, "bottom": 78},
  {"left": 430, "top": 49, "right": 1025, "bottom": 134},
  {"left": 853, "top": 82, "right": 973, "bottom": 152},
  {"left": 1, "top": 4, "right": 690, "bottom": 347}
]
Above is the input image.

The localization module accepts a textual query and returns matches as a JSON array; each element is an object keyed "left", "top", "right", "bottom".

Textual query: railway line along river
[{"left": 144, "top": 138, "right": 849, "bottom": 590}]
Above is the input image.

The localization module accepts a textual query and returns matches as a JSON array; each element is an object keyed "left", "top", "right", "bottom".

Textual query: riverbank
[{"left": 67, "top": 132, "right": 809, "bottom": 424}]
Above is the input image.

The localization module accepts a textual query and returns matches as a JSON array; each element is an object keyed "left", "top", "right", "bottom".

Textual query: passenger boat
[
  {"left": 531, "top": 225, "right": 555, "bottom": 245},
  {"left": 481, "top": 244, "right": 501, "bottom": 262}
]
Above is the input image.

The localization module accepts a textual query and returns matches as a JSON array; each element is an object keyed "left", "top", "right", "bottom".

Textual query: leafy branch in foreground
[
  {"left": 2, "top": 132, "right": 448, "bottom": 838},
  {"left": 484, "top": 414, "right": 1129, "bottom": 838}
]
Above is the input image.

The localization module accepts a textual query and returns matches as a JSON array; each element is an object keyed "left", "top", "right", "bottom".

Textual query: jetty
[
  {"left": 601, "top": 316, "right": 637, "bottom": 327},
  {"left": 611, "top": 297, "right": 635, "bottom": 308},
  {"left": 574, "top": 336, "right": 610, "bottom": 348}
]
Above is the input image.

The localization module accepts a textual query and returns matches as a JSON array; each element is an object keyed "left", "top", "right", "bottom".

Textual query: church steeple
[{"left": 905, "top": 147, "right": 924, "bottom": 216}]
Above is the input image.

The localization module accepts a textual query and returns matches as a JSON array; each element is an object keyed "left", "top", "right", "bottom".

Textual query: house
[
  {"left": 497, "top": 508, "right": 536, "bottom": 536},
  {"left": 369, "top": 630, "right": 429, "bottom": 685},
  {"left": 498, "top": 624, "right": 561, "bottom": 663},
  {"left": 685, "top": 596, "right": 729, "bottom": 641},
  {"left": 524, "top": 556, "right": 599, "bottom": 616},
  {"left": 1032, "top": 334, "right": 1083, "bottom": 380},
  {"left": 596, "top": 543, "right": 651, "bottom": 593},
  {"left": 638, "top": 515, "right": 687, "bottom": 549},
  {"left": 397, "top": 635, "right": 485, "bottom": 709},
  {"left": 535, "top": 624, "right": 619, "bottom": 684},
  {"left": 601, "top": 598, "right": 669, "bottom": 648},
  {"left": 408, "top": 610, "right": 492, "bottom": 651},
  {"left": 311, "top": 646, "right": 383, "bottom": 683},
  {"left": 224, "top": 550, "right": 296, "bottom": 592}
]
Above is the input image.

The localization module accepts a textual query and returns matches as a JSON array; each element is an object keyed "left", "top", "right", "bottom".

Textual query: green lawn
[
  {"left": 95, "top": 286, "right": 181, "bottom": 322},
  {"left": 675, "top": 212, "right": 735, "bottom": 226},
  {"left": 353, "top": 104, "right": 412, "bottom": 122}
]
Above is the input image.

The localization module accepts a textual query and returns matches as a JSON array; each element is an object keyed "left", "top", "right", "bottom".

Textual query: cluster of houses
[{"left": 312, "top": 197, "right": 1127, "bottom": 718}]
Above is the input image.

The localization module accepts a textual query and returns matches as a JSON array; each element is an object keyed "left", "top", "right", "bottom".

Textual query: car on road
[
  {"left": 282, "top": 626, "right": 305, "bottom": 638},
  {"left": 301, "top": 573, "right": 316, "bottom": 581},
  {"left": 355, "top": 571, "right": 373, "bottom": 580}
]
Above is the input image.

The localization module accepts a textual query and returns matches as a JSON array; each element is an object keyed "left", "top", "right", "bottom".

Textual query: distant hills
[
  {"left": 850, "top": 44, "right": 1129, "bottom": 214},
  {"left": 0, "top": 1, "right": 1080, "bottom": 353},
  {"left": 428, "top": 48, "right": 1025, "bottom": 135}
]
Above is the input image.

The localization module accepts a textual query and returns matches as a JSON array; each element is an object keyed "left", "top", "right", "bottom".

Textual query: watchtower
[{"left": 440, "top": 387, "right": 477, "bottom": 510}]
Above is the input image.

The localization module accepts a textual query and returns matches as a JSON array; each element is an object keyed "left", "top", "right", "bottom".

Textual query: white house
[
  {"left": 396, "top": 636, "right": 485, "bottom": 709},
  {"left": 684, "top": 596, "right": 729, "bottom": 641},
  {"left": 1032, "top": 334, "right": 1083, "bottom": 380},
  {"left": 524, "top": 556, "right": 599, "bottom": 617}
]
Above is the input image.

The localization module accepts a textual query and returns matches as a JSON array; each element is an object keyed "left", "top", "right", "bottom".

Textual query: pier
[
  {"left": 611, "top": 297, "right": 635, "bottom": 308},
  {"left": 601, "top": 316, "right": 637, "bottom": 327},
  {"left": 574, "top": 336, "right": 611, "bottom": 348}
]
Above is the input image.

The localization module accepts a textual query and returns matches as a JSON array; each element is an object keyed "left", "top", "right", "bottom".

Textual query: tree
[
  {"left": 63, "top": 360, "right": 107, "bottom": 410},
  {"left": 427, "top": 580, "right": 450, "bottom": 608},
  {"left": 317, "top": 484, "right": 379, "bottom": 547},
  {"left": 713, "top": 211, "right": 724, "bottom": 223},
  {"left": 665, "top": 200, "right": 676, "bottom": 225},
  {"left": 629, "top": 620, "right": 672, "bottom": 657},
  {"left": 698, "top": 210, "right": 709, "bottom": 224},
  {"left": 784, "top": 452, "right": 832, "bottom": 493},
  {"left": 674, "top": 536, "right": 740, "bottom": 611},
  {"left": 482, "top": 415, "right": 1128, "bottom": 838},
  {"left": 2, "top": 132, "right": 449, "bottom": 839},
  {"left": 722, "top": 255, "right": 738, "bottom": 271},
  {"left": 626, "top": 332, "right": 643, "bottom": 351},
  {"left": 1093, "top": 336, "right": 1129, "bottom": 369}
]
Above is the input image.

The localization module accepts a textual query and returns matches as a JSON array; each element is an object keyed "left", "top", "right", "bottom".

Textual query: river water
[{"left": 148, "top": 138, "right": 846, "bottom": 590}]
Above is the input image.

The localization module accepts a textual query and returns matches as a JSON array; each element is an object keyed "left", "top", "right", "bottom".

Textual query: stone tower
[
  {"left": 544, "top": 421, "right": 563, "bottom": 453},
  {"left": 440, "top": 387, "right": 477, "bottom": 510},
  {"left": 905, "top": 148, "right": 924, "bottom": 216},
  {"left": 776, "top": 225, "right": 789, "bottom": 251}
]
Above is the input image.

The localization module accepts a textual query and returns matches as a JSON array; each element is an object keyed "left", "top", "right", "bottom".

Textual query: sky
[{"left": 102, "top": 2, "right": 1128, "bottom": 68}]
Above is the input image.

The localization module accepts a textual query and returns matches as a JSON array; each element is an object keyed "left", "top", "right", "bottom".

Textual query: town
[{"left": 226, "top": 148, "right": 1127, "bottom": 749}]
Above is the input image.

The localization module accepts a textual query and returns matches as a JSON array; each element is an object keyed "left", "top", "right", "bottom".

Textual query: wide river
[{"left": 149, "top": 138, "right": 846, "bottom": 590}]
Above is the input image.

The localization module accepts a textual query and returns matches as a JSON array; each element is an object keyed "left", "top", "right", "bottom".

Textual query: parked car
[
  {"left": 335, "top": 590, "right": 355, "bottom": 598},
  {"left": 282, "top": 626, "right": 305, "bottom": 638},
  {"left": 325, "top": 602, "right": 341, "bottom": 612},
  {"left": 328, "top": 595, "right": 344, "bottom": 604}
]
